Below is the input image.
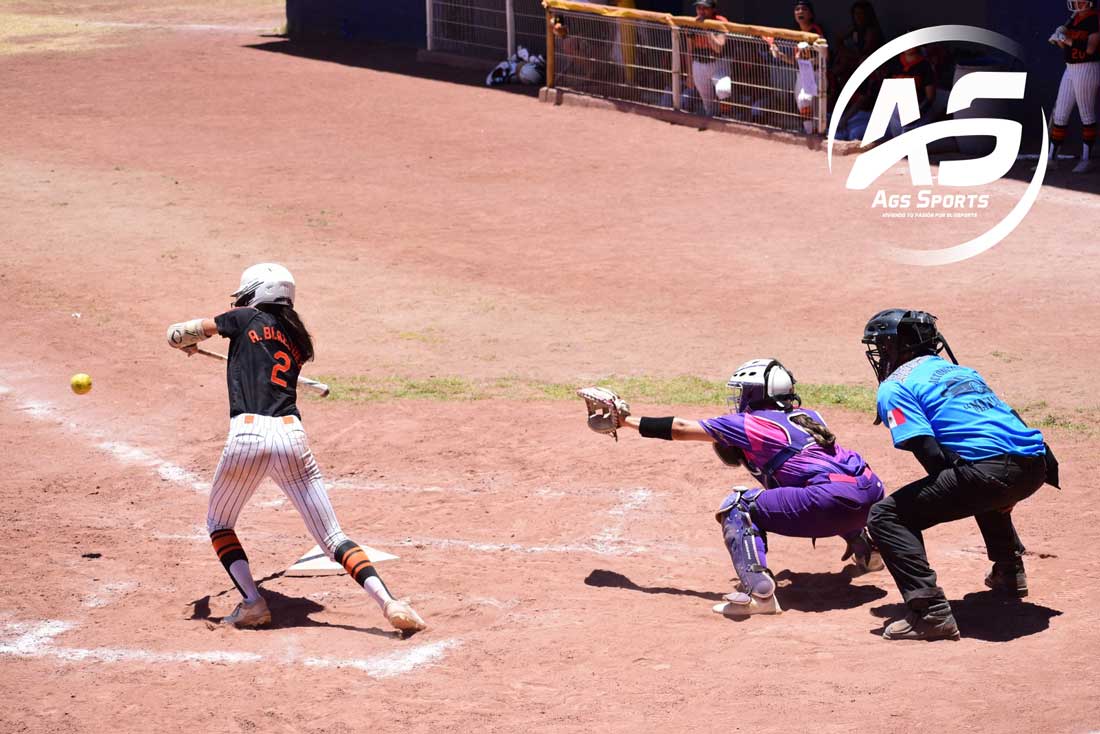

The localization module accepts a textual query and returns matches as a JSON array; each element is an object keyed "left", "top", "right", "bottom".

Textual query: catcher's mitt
[{"left": 577, "top": 387, "right": 630, "bottom": 441}]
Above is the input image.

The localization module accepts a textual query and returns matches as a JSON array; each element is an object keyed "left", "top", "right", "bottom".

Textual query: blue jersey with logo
[{"left": 876, "top": 356, "right": 1045, "bottom": 461}]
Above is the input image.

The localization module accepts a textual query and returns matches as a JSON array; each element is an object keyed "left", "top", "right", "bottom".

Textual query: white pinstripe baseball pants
[
  {"left": 1054, "top": 61, "right": 1100, "bottom": 126},
  {"left": 207, "top": 414, "right": 348, "bottom": 557}
]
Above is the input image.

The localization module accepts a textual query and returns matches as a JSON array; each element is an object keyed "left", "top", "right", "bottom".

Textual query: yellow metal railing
[{"left": 542, "top": 0, "right": 828, "bottom": 134}]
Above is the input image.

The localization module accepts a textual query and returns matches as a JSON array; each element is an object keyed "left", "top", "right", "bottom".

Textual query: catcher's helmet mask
[
  {"left": 862, "top": 309, "right": 958, "bottom": 387},
  {"left": 726, "top": 359, "right": 801, "bottom": 414}
]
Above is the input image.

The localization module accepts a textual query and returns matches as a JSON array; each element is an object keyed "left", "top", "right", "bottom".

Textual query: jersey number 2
[{"left": 271, "top": 351, "right": 292, "bottom": 388}]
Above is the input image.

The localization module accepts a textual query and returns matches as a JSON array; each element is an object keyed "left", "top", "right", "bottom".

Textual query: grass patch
[
  {"left": 312, "top": 373, "right": 1090, "bottom": 434},
  {"left": 315, "top": 373, "right": 878, "bottom": 413}
]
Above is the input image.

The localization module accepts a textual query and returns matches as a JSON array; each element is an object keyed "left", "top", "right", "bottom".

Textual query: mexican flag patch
[{"left": 886, "top": 408, "right": 906, "bottom": 429}]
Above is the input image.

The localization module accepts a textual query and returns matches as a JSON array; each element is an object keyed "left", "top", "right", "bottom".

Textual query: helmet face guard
[
  {"left": 863, "top": 338, "right": 900, "bottom": 384},
  {"left": 1069, "top": 0, "right": 1093, "bottom": 13},
  {"left": 862, "top": 309, "right": 957, "bottom": 384}
]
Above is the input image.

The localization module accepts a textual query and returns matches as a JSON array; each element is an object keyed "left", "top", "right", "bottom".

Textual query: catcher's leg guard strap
[{"left": 721, "top": 498, "right": 775, "bottom": 599}]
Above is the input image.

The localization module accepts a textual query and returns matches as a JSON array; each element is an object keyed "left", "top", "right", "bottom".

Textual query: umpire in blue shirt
[{"left": 862, "top": 310, "right": 1055, "bottom": 641}]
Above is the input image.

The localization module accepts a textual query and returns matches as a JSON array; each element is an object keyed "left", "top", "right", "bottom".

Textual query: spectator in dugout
[
  {"left": 883, "top": 45, "right": 948, "bottom": 139},
  {"left": 832, "top": 1, "right": 884, "bottom": 98},
  {"left": 763, "top": 1, "right": 827, "bottom": 134},
  {"left": 684, "top": 0, "right": 730, "bottom": 117}
]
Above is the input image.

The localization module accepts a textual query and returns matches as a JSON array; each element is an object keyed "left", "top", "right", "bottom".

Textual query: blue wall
[{"left": 287, "top": 0, "right": 427, "bottom": 44}]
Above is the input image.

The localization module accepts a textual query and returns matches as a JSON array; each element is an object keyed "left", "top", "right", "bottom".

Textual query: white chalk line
[
  {"left": 0, "top": 381, "right": 211, "bottom": 491},
  {"left": 0, "top": 619, "right": 459, "bottom": 678},
  {"left": 97, "top": 441, "right": 208, "bottom": 492},
  {"left": 387, "top": 487, "right": 660, "bottom": 557}
]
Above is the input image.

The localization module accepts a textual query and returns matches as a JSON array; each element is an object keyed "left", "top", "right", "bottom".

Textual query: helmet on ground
[
  {"left": 861, "top": 309, "right": 956, "bottom": 383},
  {"left": 232, "top": 263, "right": 296, "bottom": 308},
  {"left": 1069, "top": 0, "right": 1094, "bottom": 13},
  {"left": 726, "top": 359, "right": 800, "bottom": 413}
]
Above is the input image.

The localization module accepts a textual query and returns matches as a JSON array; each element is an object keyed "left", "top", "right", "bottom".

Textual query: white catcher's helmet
[
  {"left": 232, "top": 263, "right": 296, "bottom": 307},
  {"left": 725, "top": 358, "right": 799, "bottom": 413},
  {"left": 1069, "top": 0, "right": 1093, "bottom": 12}
]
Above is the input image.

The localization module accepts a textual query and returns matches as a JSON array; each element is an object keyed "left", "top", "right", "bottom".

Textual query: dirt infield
[{"left": 1, "top": 4, "right": 1099, "bottom": 733}]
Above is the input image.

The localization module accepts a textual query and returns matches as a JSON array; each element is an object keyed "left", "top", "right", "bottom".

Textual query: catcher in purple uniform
[{"left": 579, "top": 359, "right": 886, "bottom": 617}]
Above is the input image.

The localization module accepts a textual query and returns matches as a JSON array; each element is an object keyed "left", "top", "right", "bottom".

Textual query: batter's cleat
[
  {"left": 985, "top": 561, "right": 1028, "bottom": 598},
  {"left": 882, "top": 599, "right": 959, "bottom": 641},
  {"left": 222, "top": 597, "right": 271, "bottom": 628},
  {"left": 1072, "top": 158, "right": 1096, "bottom": 174},
  {"left": 384, "top": 598, "right": 427, "bottom": 633},
  {"left": 712, "top": 591, "right": 782, "bottom": 617},
  {"left": 842, "top": 529, "right": 885, "bottom": 573}
]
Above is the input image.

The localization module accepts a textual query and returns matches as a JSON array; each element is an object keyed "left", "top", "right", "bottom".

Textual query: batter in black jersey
[
  {"left": 166, "top": 262, "right": 427, "bottom": 633},
  {"left": 216, "top": 307, "right": 304, "bottom": 419}
]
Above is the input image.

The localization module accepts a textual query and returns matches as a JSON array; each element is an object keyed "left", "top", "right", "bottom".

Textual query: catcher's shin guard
[{"left": 720, "top": 492, "right": 775, "bottom": 599}]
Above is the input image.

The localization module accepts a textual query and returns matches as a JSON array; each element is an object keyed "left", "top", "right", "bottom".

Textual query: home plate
[{"left": 286, "top": 544, "right": 399, "bottom": 577}]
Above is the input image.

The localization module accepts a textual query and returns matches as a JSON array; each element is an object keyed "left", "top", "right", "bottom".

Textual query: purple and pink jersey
[{"left": 698, "top": 409, "right": 867, "bottom": 489}]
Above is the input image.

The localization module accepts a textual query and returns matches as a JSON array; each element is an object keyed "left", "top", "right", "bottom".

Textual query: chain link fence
[{"left": 427, "top": 0, "right": 546, "bottom": 60}]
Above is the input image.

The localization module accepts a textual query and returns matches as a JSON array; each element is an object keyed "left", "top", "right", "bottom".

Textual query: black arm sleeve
[{"left": 898, "top": 435, "right": 955, "bottom": 475}]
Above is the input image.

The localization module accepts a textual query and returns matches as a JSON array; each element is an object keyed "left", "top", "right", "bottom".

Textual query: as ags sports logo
[
  {"left": 827, "top": 26, "right": 1048, "bottom": 267},
  {"left": 885, "top": 408, "right": 907, "bottom": 430}
]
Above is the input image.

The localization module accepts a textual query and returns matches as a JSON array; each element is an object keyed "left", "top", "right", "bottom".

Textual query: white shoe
[
  {"left": 222, "top": 597, "right": 271, "bottom": 628},
  {"left": 384, "top": 598, "right": 427, "bottom": 632},
  {"left": 1072, "top": 158, "right": 1096, "bottom": 174},
  {"left": 712, "top": 591, "right": 782, "bottom": 617}
]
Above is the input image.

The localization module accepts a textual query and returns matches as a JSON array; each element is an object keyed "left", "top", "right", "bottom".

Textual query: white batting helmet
[
  {"left": 232, "top": 263, "right": 296, "bottom": 307},
  {"left": 1069, "top": 0, "right": 1093, "bottom": 12}
]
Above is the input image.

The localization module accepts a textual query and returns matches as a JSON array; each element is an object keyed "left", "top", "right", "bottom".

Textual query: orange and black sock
[
  {"left": 335, "top": 539, "right": 393, "bottom": 604},
  {"left": 211, "top": 529, "right": 249, "bottom": 596}
]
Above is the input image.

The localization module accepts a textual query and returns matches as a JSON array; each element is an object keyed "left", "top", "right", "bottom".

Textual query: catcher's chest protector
[{"left": 743, "top": 410, "right": 823, "bottom": 486}]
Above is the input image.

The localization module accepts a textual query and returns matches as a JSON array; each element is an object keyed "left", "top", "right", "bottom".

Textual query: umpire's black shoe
[
  {"left": 883, "top": 599, "right": 960, "bottom": 641},
  {"left": 985, "top": 561, "right": 1028, "bottom": 598}
]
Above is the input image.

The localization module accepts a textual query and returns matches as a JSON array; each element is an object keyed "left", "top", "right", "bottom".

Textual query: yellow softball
[{"left": 70, "top": 373, "right": 92, "bottom": 395}]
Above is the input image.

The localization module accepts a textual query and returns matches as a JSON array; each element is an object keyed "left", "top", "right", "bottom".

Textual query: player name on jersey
[{"left": 247, "top": 325, "right": 303, "bottom": 365}]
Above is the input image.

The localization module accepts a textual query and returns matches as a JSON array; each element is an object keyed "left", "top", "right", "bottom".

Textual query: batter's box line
[
  {"left": 389, "top": 535, "right": 699, "bottom": 557},
  {"left": 0, "top": 618, "right": 459, "bottom": 678}
]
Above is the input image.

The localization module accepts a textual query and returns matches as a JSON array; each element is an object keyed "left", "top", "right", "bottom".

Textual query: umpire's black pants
[{"left": 868, "top": 453, "right": 1047, "bottom": 604}]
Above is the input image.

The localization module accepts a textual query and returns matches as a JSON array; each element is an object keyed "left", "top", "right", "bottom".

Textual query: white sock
[
  {"left": 228, "top": 559, "right": 262, "bottom": 603},
  {"left": 363, "top": 575, "right": 394, "bottom": 609}
]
